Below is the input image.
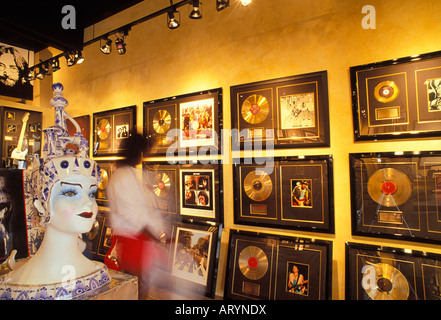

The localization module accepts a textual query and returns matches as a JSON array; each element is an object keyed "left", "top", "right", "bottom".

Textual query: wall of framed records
[{"left": 37, "top": 0, "right": 441, "bottom": 300}]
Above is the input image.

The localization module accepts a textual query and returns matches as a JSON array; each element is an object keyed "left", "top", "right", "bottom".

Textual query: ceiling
[{"left": 0, "top": 0, "right": 144, "bottom": 53}]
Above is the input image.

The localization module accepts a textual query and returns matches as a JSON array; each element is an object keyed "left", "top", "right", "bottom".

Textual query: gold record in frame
[
  {"left": 362, "top": 262, "right": 409, "bottom": 300},
  {"left": 97, "top": 119, "right": 111, "bottom": 140},
  {"left": 98, "top": 169, "right": 108, "bottom": 190},
  {"left": 153, "top": 172, "right": 171, "bottom": 197},
  {"left": 238, "top": 245, "right": 269, "bottom": 280},
  {"left": 153, "top": 110, "right": 171, "bottom": 134},
  {"left": 241, "top": 94, "right": 270, "bottom": 124},
  {"left": 244, "top": 170, "right": 273, "bottom": 201},
  {"left": 374, "top": 81, "right": 399, "bottom": 103},
  {"left": 367, "top": 168, "right": 412, "bottom": 207}
]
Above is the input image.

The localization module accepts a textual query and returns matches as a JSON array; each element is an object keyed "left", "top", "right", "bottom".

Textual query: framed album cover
[
  {"left": 0, "top": 107, "right": 42, "bottom": 168},
  {"left": 346, "top": 242, "right": 441, "bottom": 300},
  {"left": 142, "top": 161, "right": 223, "bottom": 224},
  {"left": 92, "top": 105, "right": 136, "bottom": 157},
  {"left": 143, "top": 88, "right": 222, "bottom": 156},
  {"left": 351, "top": 50, "right": 441, "bottom": 141},
  {"left": 230, "top": 71, "right": 330, "bottom": 149},
  {"left": 224, "top": 230, "right": 332, "bottom": 300},
  {"left": 350, "top": 151, "right": 441, "bottom": 244},
  {"left": 233, "top": 155, "right": 334, "bottom": 233},
  {"left": 170, "top": 221, "right": 220, "bottom": 298}
]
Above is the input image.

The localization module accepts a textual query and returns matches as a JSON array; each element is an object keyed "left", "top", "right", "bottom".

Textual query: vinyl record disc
[
  {"left": 153, "top": 110, "right": 171, "bottom": 134},
  {"left": 153, "top": 172, "right": 171, "bottom": 197},
  {"left": 374, "top": 81, "right": 399, "bottom": 103},
  {"left": 98, "top": 169, "right": 108, "bottom": 190},
  {"left": 241, "top": 94, "right": 270, "bottom": 124},
  {"left": 243, "top": 170, "right": 273, "bottom": 201},
  {"left": 238, "top": 245, "right": 268, "bottom": 280},
  {"left": 362, "top": 263, "right": 409, "bottom": 300},
  {"left": 367, "top": 168, "right": 412, "bottom": 207},
  {"left": 97, "top": 119, "right": 111, "bottom": 140}
]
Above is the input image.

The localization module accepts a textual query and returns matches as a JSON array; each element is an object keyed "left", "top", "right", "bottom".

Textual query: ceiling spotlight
[
  {"left": 25, "top": 68, "right": 35, "bottom": 81},
  {"left": 115, "top": 38, "right": 126, "bottom": 55},
  {"left": 167, "top": 10, "right": 180, "bottom": 29},
  {"left": 65, "top": 52, "right": 76, "bottom": 66},
  {"left": 216, "top": 0, "right": 229, "bottom": 11},
  {"left": 41, "top": 62, "right": 51, "bottom": 75},
  {"left": 100, "top": 37, "right": 112, "bottom": 54},
  {"left": 75, "top": 51, "right": 85, "bottom": 64},
  {"left": 189, "top": 0, "right": 202, "bottom": 19},
  {"left": 240, "top": 0, "right": 251, "bottom": 6},
  {"left": 50, "top": 58, "right": 60, "bottom": 72},
  {"left": 35, "top": 67, "right": 44, "bottom": 80}
]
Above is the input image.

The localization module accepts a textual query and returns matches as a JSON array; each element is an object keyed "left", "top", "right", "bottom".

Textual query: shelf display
[
  {"left": 233, "top": 155, "right": 334, "bottom": 233},
  {"left": 143, "top": 88, "right": 222, "bottom": 156},
  {"left": 93, "top": 105, "right": 136, "bottom": 157},
  {"left": 224, "top": 229, "right": 332, "bottom": 300},
  {"left": 350, "top": 50, "right": 441, "bottom": 141},
  {"left": 350, "top": 151, "right": 441, "bottom": 244},
  {"left": 142, "top": 161, "right": 223, "bottom": 224},
  {"left": 346, "top": 242, "right": 441, "bottom": 300},
  {"left": 230, "top": 71, "right": 330, "bottom": 149}
]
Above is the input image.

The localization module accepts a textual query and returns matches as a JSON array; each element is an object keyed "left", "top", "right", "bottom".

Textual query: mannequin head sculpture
[{"left": 32, "top": 83, "right": 101, "bottom": 230}]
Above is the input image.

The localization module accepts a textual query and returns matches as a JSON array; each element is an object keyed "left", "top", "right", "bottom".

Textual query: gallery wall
[{"left": 17, "top": 0, "right": 441, "bottom": 299}]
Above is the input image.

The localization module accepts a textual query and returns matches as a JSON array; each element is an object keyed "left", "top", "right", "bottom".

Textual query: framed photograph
[
  {"left": 170, "top": 221, "right": 220, "bottom": 298},
  {"left": 350, "top": 151, "right": 441, "bottom": 244},
  {"left": 351, "top": 50, "right": 441, "bottom": 141},
  {"left": 224, "top": 229, "right": 332, "bottom": 300},
  {"left": 143, "top": 161, "right": 223, "bottom": 224},
  {"left": 0, "top": 107, "right": 42, "bottom": 168},
  {"left": 0, "top": 42, "right": 34, "bottom": 101},
  {"left": 92, "top": 105, "right": 136, "bottom": 157},
  {"left": 346, "top": 242, "right": 441, "bottom": 300},
  {"left": 0, "top": 169, "right": 29, "bottom": 263},
  {"left": 230, "top": 71, "right": 330, "bottom": 149},
  {"left": 233, "top": 155, "right": 334, "bottom": 233},
  {"left": 143, "top": 88, "right": 222, "bottom": 156}
]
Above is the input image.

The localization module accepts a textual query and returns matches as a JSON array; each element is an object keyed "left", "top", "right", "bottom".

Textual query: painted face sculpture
[{"left": 32, "top": 83, "right": 101, "bottom": 228}]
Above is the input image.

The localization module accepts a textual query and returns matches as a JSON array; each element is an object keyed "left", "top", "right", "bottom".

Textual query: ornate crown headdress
[{"left": 32, "top": 83, "right": 101, "bottom": 224}]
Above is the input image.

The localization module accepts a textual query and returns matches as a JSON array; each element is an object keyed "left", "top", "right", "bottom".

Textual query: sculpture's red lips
[{"left": 78, "top": 212, "right": 93, "bottom": 219}]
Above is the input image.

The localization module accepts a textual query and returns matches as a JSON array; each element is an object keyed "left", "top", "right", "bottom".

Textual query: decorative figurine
[{"left": 0, "top": 83, "right": 111, "bottom": 300}]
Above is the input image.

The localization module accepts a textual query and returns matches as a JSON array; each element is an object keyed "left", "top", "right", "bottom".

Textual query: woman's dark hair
[{"left": 119, "top": 132, "right": 148, "bottom": 167}]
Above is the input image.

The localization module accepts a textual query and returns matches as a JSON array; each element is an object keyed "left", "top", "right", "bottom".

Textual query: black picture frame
[
  {"left": 95, "top": 160, "right": 120, "bottom": 208},
  {"left": 349, "top": 151, "right": 441, "bottom": 244},
  {"left": 346, "top": 242, "right": 441, "bottom": 300},
  {"left": 350, "top": 50, "right": 441, "bottom": 141},
  {"left": 224, "top": 229, "right": 332, "bottom": 300},
  {"left": 169, "top": 220, "right": 220, "bottom": 299},
  {"left": 92, "top": 105, "right": 136, "bottom": 157},
  {"left": 142, "top": 160, "right": 223, "bottom": 224},
  {"left": 233, "top": 155, "right": 334, "bottom": 233},
  {"left": 143, "top": 88, "right": 222, "bottom": 157},
  {"left": 230, "top": 71, "right": 330, "bottom": 149}
]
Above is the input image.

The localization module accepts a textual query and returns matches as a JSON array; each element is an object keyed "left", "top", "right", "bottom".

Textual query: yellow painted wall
[{"left": 47, "top": 0, "right": 441, "bottom": 299}]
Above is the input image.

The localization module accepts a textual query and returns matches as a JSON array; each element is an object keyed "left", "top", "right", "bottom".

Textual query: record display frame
[
  {"left": 346, "top": 242, "right": 441, "bottom": 300},
  {"left": 92, "top": 105, "right": 136, "bottom": 157},
  {"left": 350, "top": 50, "right": 441, "bottom": 141},
  {"left": 233, "top": 155, "right": 334, "bottom": 233},
  {"left": 142, "top": 161, "right": 223, "bottom": 224},
  {"left": 224, "top": 229, "right": 332, "bottom": 300},
  {"left": 143, "top": 88, "right": 222, "bottom": 157},
  {"left": 95, "top": 160, "right": 120, "bottom": 207},
  {"left": 230, "top": 71, "right": 330, "bottom": 149},
  {"left": 170, "top": 221, "right": 220, "bottom": 298},
  {"left": 350, "top": 151, "right": 441, "bottom": 244}
]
